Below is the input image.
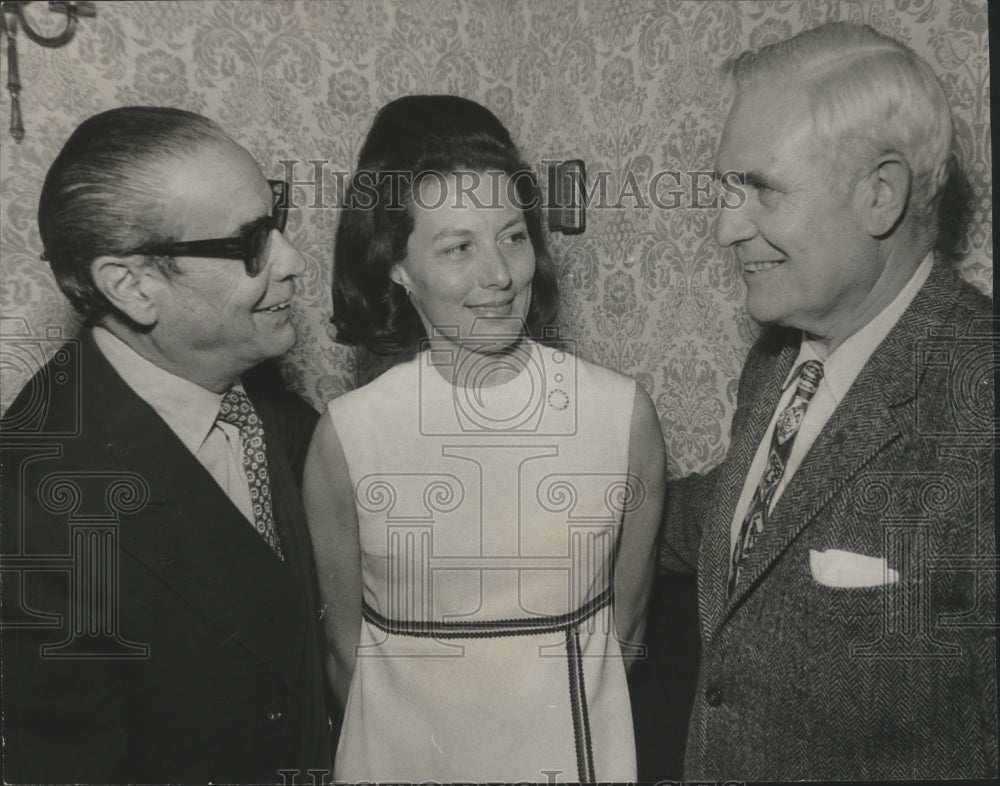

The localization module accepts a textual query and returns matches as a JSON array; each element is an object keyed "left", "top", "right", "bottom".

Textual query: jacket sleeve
[{"left": 658, "top": 470, "right": 718, "bottom": 573}]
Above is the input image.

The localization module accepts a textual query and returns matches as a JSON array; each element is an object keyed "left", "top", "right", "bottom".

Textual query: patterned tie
[
  {"left": 217, "top": 389, "right": 284, "bottom": 560},
  {"left": 728, "top": 360, "right": 823, "bottom": 596}
]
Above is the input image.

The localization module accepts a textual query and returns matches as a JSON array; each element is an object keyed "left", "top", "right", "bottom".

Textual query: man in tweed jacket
[{"left": 661, "top": 23, "right": 996, "bottom": 780}]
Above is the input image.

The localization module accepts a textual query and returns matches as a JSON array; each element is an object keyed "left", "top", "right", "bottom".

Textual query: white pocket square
[{"left": 809, "top": 549, "right": 900, "bottom": 588}]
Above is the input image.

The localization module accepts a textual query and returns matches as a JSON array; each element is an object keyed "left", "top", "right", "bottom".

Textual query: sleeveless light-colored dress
[{"left": 327, "top": 340, "right": 638, "bottom": 781}]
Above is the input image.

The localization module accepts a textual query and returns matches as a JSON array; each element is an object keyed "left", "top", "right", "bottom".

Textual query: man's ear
[
  {"left": 855, "top": 153, "right": 912, "bottom": 238},
  {"left": 90, "top": 256, "right": 162, "bottom": 327}
]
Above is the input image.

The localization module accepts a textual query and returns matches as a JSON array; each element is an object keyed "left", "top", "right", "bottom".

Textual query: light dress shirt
[
  {"left": 729, "top": 253, "right": 935, "bottom": 556},
  {"left": 92, "top": 325, "right": 254, "bottom": 523}
]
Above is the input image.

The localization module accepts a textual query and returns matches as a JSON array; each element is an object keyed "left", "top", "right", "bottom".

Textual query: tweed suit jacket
[
  {"left": 1, "top": 330, "right": 333, "bottom": 783},
  {"left": 662, "top": 263, "right": 996, "bottom": 780}
]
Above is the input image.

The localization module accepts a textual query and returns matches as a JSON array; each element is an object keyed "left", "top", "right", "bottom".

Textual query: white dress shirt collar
[
  {"left": 92, "top": 325, "right": 235, "bottom": 454},
  {"left": 784, "top": 253, "right": 935, "bottom": 405}
]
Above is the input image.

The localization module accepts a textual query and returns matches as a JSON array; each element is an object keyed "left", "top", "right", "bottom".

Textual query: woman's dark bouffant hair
[{"left": 331, "top": 95, "right": 559, "bottom": 354}]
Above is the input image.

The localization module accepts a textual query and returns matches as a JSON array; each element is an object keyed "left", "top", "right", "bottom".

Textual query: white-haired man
[{"left": 662, "top": 22, "right": 996, "bottom": 779}]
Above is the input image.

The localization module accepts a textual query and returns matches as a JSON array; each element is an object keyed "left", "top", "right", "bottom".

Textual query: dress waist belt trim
[
  {"left": 360, "top": 586, "right": 613, "bottom": 639},
  {"left": 361, "top": 588, "right": 611, "bottom": 780},
  {"left": 361, "top": 587, "right": 610, "bottom": 780}
]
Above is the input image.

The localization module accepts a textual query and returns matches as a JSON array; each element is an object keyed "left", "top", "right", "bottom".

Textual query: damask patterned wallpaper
[{"left": 0, "top": 0, "right": 991, "bottom": 477}]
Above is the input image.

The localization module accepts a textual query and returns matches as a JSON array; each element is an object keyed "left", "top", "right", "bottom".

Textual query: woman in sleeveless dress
[{"left": 303, "top": 95, "right": 665, "bottom": 782}]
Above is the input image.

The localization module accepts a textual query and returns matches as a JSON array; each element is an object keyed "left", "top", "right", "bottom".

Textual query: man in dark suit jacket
[
  {"left": 660, "top": 23, "right": 996, "bottom": 780},
  {"left": 1, "top": 107, "right": 332, "bottom": 783}
]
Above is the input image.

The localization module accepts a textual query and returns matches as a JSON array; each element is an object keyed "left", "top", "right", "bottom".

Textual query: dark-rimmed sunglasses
[{"left": 132, "top": 180, "right": 289, "bottom": 277}]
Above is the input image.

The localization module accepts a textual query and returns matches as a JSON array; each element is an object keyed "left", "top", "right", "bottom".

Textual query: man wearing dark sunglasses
[
  {"left": 1, "top": 107, "right": 333, "bottom": 783},
  {"left": 134, "top": 178, "right": 290, "bottom": 278}
]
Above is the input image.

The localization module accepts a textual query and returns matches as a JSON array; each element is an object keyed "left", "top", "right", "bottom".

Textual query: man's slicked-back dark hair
[
  {"left": 38, "top": 106, "right": 228, "bottom": 321},
  {"left": 331, "top": 94, "right": 559, "bottom": 354}
]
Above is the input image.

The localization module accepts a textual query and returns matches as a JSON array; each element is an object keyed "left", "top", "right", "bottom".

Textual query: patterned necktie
[
  {"left": 217, "top": 389, "right": 284, "bottom": 560},
  {"left": 728, "top": 359, "right": 823, "bottom": 596}
]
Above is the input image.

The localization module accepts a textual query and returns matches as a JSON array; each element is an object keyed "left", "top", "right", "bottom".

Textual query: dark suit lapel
[
  {"left": 79, "top": 333, "right": 306, "bottom": 693},
  {"left": 700, "top": 338, "right": 797, "bottom": 643},
  {"left": 723, "top": 264, "right": 960, "bottom": 612}
]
